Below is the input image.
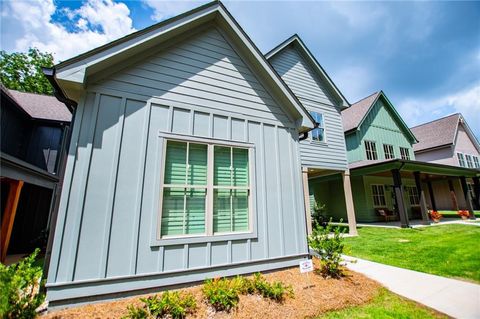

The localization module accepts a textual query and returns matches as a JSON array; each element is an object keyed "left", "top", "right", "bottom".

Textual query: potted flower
[
  {"left": 458, "top": 210, "right": 470, "bottom": 220},
  {"left": 429, "top": 211, "right": 443, "bottom": 223}
]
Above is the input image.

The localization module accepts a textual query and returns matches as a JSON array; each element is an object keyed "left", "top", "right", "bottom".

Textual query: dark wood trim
[
  {"left": 391, "top": 169, "right": 409, "bottom": 228},
  {"left": 1, "top": 180, "right": 24, "bottom": 262}
]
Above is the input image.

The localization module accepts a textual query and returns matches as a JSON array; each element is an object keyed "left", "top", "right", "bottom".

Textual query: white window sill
[{"left": 150, "top": 231, "right": 257, "bottom": 247}]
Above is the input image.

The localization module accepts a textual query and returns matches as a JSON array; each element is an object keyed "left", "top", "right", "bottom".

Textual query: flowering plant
[
  {"left": 429, "top": 211, "right": 443, "bottom": 221},
  {"left": 458, "top": 210, "right": 470, "bottom": 218}
]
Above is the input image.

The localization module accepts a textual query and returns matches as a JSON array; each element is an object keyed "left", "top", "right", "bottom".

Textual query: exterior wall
[
  {"left": 346, "top": 99, "right": 415, "bottom": 163},
  {"left": 47, "top": 27, "right": 308, "bottom": 304},
  {"left": 269, "top": 47, "right": 348, "bottom": 171},
  {"left": 415, "top": 147, "right": 455, "bottom": 166},
  {"left": 425, "top": 179, "right": 467, "bottom": 210},
  {"left": 453, "top": 125, "right": 480, "bottom": 166},
  {"left": 308, "top": 174, "right": 347, "bottom": 221}
]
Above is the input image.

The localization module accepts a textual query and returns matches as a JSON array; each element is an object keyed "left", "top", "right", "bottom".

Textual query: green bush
[
  {"left": 0, "top": 249, "right": 45, "bottom": 319},
  {"left": 308, "top": 219, "right": 346, "bottom": 278},
  {"left": 251, "top": 273, "right": 293, "bottom": 302},
  {"left": 203, "top": 277, "right": 240, "bottom": 311},
  {"left": 123, "top": 291, "right": 196, "bottom": 319}
]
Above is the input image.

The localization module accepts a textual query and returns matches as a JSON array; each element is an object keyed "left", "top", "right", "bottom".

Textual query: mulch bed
[{"left": 43, "top": 258, "right": 381, "bottom": 319}]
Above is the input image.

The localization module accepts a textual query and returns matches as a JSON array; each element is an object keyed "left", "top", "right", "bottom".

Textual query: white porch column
[
  {"left": 342, "top": 171, "right": 358, "bottom": 236},
  {"left": 302, "top": 167, "right": 313, "bottom": 235}
]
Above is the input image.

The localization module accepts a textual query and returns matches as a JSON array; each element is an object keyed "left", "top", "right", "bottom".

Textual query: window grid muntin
[
  {"left": 473, "top": 156, "right": 480, "bottom": 168},
  {"left": 160, "top": 139, "right": 251, "bottom": 239},
  {"left": 457, "top": 153, "right": 466, "bottom": 167},
  {"left": 371, "top": 184, "right": 386, "bottom": 207},
  {"left": 406, "top": 186, "right": 420, "bottom": 206},
  {"left": 400, "top": 147, "right": 410, "bottom": 160},
  {"left": 365, "top": 140, "right": 378, "bottom": 160},
  {"left": 465, "top": 154, "right": 473, "bottom": 168},
  {"left": 383, "top": 144, "right": 395, "bottom": 159}
]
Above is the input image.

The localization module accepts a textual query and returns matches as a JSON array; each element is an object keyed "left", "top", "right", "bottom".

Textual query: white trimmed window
[
  {"left": 160, "top": 140, "right": 250, "bottom": 238},
  {"left": 467, "top": 183, "right": 475, "bottom": 200},
  {"left": 371, "top": 184, "right": 386, "bottom": 207},
  {"left": 457, "top": 153, "right": 466, "bottom": 167},
  {"left": 365, "top": 140, "right": 378, "bottom": 160},
  {"left": 405, "top": 186, "right": 420, "bottom": 206},
  {"left": 383, "top": 144, "right": 395, "bottom": 159},
  {"left": 400, "top": 147, "right": 410, "bottom": 160},
  {"left": 473, "top": 156, "right": 480, "bottom": 168},
  {"left": 310, "top": 112, "right": 326, "bottom": 142},
  {"left": 465, "top": 154, "right": 474, "bottom": 168}
]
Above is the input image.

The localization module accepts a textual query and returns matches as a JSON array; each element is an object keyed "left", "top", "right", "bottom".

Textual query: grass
[
  {"left": 344, "top": 224, "right": 480, "bottom": 283},
  {"left": 318, "top": 288, "right": 447, "bottom": 319}
]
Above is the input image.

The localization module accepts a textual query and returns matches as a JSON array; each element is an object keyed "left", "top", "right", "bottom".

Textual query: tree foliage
[{"left": 0, "top": 48, "right": 54, "bottom": 95}]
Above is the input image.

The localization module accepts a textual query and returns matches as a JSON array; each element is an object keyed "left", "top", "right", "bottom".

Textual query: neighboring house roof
[
  {"left": 341, "top": 91, "right": 417, "bottom": 143},
  {"left": 48, "top": 1, "right": 315, "bottom": 132},
  {"left": 1, "top": 85, "right": 71, "bottom": 122},
  {"left": 411, "top": 113, "right": 480, "bottom": 153},
  {"left": 265, "top": 34, "right": 349, "bottom": 109}
]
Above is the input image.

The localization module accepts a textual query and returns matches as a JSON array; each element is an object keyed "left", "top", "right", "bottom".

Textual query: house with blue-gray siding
[
  {"left": 43, "top": 1, "right": 316, "bottom": 307},
  {"left": 266, "top": 35, "right": 357, "bottom": 235}
]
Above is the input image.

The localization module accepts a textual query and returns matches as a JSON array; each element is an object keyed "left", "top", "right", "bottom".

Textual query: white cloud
[
  {"left": 1, "top": 0, "right": 136, "bottom": 62},
  {"left": 142, "top": 0, "right": 205, "bottom": 22},
  {"left": 398, "top": 84, "right": 480, "bottom": 138}
]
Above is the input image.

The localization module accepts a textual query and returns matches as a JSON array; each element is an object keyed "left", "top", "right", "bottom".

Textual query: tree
[{"left": 0, "top": 48, "right": 54, "bottom": 95}]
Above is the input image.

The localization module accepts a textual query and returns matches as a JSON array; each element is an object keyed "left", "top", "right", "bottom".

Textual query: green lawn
[
  {"left": 318, "top": 288, "right": 446, "bottom": 319},
  {"left": 344, "top": 224, "right": 480, "bottom": 283}
]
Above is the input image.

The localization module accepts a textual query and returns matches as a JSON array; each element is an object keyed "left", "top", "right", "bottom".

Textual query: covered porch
[{"left": 349, "top": 159, "right": 480, "bottom": 228}]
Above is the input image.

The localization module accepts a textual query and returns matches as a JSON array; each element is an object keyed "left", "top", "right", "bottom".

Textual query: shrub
[
  {"left": 123, "top": 291, "right": 196, "bottom": 319},
  {"left": 251, "top": 273, "right": 293, "bottom": 302},
  {"left": 203, "top": 277, "right": 240, "bottom": 311},
  {"left": 308, "top": 219, "right": 345, "bottom": 278},
  {"left": 0, "top": 249, "right": 45, "bottom": 319},
  {"left": 458, "top": 210, "right": 470, "bottom": 218},
  {"left": 429, "top": 211, "right": 443, "bottom": 221},
  {"left": 312, "top": 202, "right": 328, "bottom": 228}
]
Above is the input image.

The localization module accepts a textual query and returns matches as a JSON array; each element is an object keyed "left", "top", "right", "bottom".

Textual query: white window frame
[
  {"left": 467, "top": 182, "right": 475, "bottom": 200},
  {"left": 309, "top": 111, "right": 326, "bottom": 143},
  {"left": 465, "top": 154, "right": 474, "bottom": 168},
  {"left": 400, "top": 147, "right": 410, "bottom": 160},
  {"left": 371, "top": 184, "right": 386, "bottom": 207},
  {"left": 153, "top": 132, "right": 256, "bottom": 245},
  {"left": 405, "top": 186, "right": 420, "bottom": 206},
  {"left": 365, "top": 140, "right": 378, "bottom": 160},
  {"left": 473, "top": 156, "right": 480, "bottom": 168},
  {"left": 457, "top": 153, "right": 466, "bottom": 167},
  {"left": 383, "top": 144, "right": 395, "bottom": 159}
]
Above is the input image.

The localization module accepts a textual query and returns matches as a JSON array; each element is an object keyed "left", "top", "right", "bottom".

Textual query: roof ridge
[
  {"left": 410, "top": 113, "right": 460, "bottom": 129},
  {"left": 350, "top": 91, "right": 380, "bottom": 106}
]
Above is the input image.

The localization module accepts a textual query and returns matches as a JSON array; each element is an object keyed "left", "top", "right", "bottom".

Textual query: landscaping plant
[
  {"left": 458, "top": 210, "right": 470, "bottom": 219},
  {"left": 0, "top": 248, "right": 45, "bottom": 319},
  {"left": 123, "top": 291, "right": 196, "bottom": 319},
  {"left": 429, "top": 211, "right": 443, "bottom": 222},
  {"left": 308, "top": 219, "right": 346, "bottom": 278}
]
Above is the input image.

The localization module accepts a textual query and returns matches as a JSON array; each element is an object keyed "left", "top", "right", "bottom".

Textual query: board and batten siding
[
  {"left": 47, "top": 27, "right": 308, "bottom": 303},
  {"left": 346, "top": 99, "right": 415, "bottom": 163},
  {"left": 269, "top": 47, "right": 348, "bottom": 171}
]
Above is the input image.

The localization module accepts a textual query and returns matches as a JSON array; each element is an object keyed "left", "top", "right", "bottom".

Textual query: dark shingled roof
[
  {"left": 341, "top": 91, "right": 380, "bottom": 132},
  {"left": 5, "top": 88, "right": 71, "bottom": 122},
  {"left": 410, "top": 113, "right": 460, "bottom": 152}
]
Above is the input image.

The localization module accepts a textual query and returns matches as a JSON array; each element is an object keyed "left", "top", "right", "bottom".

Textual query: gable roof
[
  {"left": 341, "top": 91, "right": 417, "bottom": 143},
  {"left": 411, "top": 113, "right": 480, "bottom": 153},
  {"left": 46, "top": 1, "right": 315, "bottom": 132},
  {"left": 265, "top": 34, "right": 349, "bottom": 109},
  {"left": 1, "top": 85, "right": 71, "bottom": 122}
]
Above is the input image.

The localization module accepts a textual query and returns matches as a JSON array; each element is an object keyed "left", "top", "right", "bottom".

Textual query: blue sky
[{"left": 1, "top": 0, "right": 479, "bottom": 138}]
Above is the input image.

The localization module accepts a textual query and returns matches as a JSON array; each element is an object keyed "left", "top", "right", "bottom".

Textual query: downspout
[{"left": 41, "top": 67, "right": 78, "bottom": 282}]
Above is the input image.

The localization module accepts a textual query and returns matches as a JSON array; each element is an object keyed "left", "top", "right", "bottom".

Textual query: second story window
[
  {"left": 400, "top": 147, "right": 410, "bottom": 160},
  {"left": 465, "top": 154, "right": 474, "bottom": 168},
  {"left": 365, "top": 140, "right": 377, "bottom": 160},
  {"left": 383, "top": 144, "right": 395, "bottom": 159},
  {"left": 457, "top": 153, "right": 466, "bottom": 167},
  {"left": 310, "top": 112, "right": 325, "bottom": 142},
  {"left": 473, "top": 156, "right": 480, "bottom": 168}
]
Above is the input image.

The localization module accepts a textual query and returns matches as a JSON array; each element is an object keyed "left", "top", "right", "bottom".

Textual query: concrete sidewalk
[{"left": 343, "top": 256, "right": 480, "bottom": 319}]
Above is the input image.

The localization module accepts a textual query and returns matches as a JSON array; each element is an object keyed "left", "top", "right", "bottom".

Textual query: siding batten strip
[
  {"left": 259, "top": 123, "right": 269, "bottom": 258},
  {"left": 206, "top": 242, "right": 211, "bottom": 266},
  {"left": 102, "top": 97, "right": 127, "bottom": 278},
  {"left": 132, "top": 101, "right": 152, "bottom": 275},
  {"left": 70, "top": 93, "right": 101, "bottom": 281},
  {"left": 287, "top": 133, "right": 300, "bottom": 253},
  {"left": 184, "top": 244, "right": 189, "bottom": 269},
  {"left": 274, "top": 126, "right": 285, "bottom": 256}
]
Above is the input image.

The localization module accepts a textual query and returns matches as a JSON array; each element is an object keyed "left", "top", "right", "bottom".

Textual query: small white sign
[{"left": 299, "top": 259, "right": 314, "bottom": 273}]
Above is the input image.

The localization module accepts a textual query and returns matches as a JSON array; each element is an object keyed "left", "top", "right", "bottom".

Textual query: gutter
[{"left": 42, "top": 67, "right": 78, "bottom": 112}]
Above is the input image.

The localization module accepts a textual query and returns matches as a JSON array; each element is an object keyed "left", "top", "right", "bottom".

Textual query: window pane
[
  {"left": 164, "top": 141, "right": 187, "bottom": 184},
  {"left": 185, "top": 188, "right": 206, "bottom": 234},
  {"left": 161, "top": 188, "right": 185, "bottom": 236},
  {"left": 233, "top": 148, "right": 249, "bottom": 186},
  {"left": 188, "top": 143, "right": 207, "bottom": 185},
  {"left": 214, "top": 146, "right": 231, "bottom": 186},
  {"left": 213, "top": 189, "right": 231, "bottom": 233},
  {"left": 233, "top": 190, "right": 249, "bottom": 231}
]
